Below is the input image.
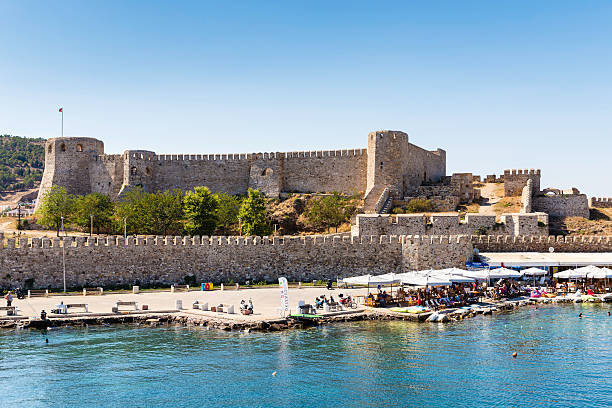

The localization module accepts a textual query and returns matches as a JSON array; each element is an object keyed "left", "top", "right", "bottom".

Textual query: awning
[{"left": 479, "top": 252, "right": 612, "bottom": 267}]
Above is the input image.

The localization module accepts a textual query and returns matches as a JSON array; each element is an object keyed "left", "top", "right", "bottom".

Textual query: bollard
[
  {"left": 298, "top": 281, "right": 302, "bottom": 289},
  {"left": 171, "top": 285, "right": 175, "bottom": 293},
  {"left": 200, "top": 302, "right": 209, "bottom": 311},
  {"left": 83, "top": 288, "right": 87, "bottom": 296},
  {"left": 176, "top": 299, "right": 183, "bottom": 310},
  {"left": 221, "top": 283, "right": 224, "bottom": 291},
  {"left": 236, "top": 283, "right": 239, "bottom": 291},
  {"left": 133, "top": 285, "right": 140, "bottom": 294}
]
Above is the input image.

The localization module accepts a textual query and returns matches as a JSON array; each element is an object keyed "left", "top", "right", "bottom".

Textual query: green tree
[
  {"left": 184, "top": 186, "right": 219, "bottom": 236},
  {"left": 238, "top": 188, "right": 271, "bottom": 236},
  {"left": 114, "top": 188, "right": 184, "bottom": 235},
  {"left": 73, "top": 193, "right": 114, "bottom": 234},
  {"left": 404, "top": 198, "right": 432, "bottom": 213},
  {"left": 216, "top": 192, "right": 242, "bottom": 233},
  {"left": 147, "top": 189, "right": 185, "bottom": 235},
  {"left": 304, "top": 192, "right": 355, "bottom": 232},
  {"left": 114, "top": 187, "right": 148, "bottom": 235},
  {"left": 37, "top": 186, "right": 75, "bottom": 235}
]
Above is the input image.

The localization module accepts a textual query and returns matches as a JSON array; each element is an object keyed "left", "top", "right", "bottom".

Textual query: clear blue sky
[{"left": 1, "top": 1, "right": 610, "bottom": 196}]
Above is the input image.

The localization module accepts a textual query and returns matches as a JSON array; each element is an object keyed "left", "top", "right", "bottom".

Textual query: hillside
[{"left": 0, "top": 135, "right": 45, "bottom": 192}]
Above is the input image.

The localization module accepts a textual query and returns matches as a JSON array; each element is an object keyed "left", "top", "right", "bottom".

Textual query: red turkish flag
[{"left": 59, "top": 108, "right": 63, "bottom": 113}]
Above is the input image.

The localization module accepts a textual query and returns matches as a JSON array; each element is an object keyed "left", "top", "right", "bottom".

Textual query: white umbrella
[
  {"left": 464, "top": 268, "right": 519, "bottom": 280},
  {"left": 585, "top": 266, "right": 612, "bottom": 279},
  {"left": 521, "top": 267, "right": 547, "bottom": 276},
  {"left": 399, "top": 273, "right": 452, "bottom": 287},
  {"left": 342, "top": 274, "right": 401, "bottom": 286},
  {"left": 488, "top": 267, "right": 523, "bottom": 279},
  {"left": 430, "top": 269, "right": 475, "bottom": 283},
  {"left": 553, "top": 269, "right": 588, "bottom": 279},
  {"left": 521, "top": 267, "right": 547, "bottom": 286}
]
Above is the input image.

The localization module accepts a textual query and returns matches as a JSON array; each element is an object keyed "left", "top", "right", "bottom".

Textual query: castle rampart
[
  {"left": 472, "top": 235, "right": 612, "bottom": 253},
  {"left": 36, "top": 131, "right": 442, "bottom": 207},
  {"left": 590, "top": 197, "right": 612, "bottom": 208},
  {"left": 0, "top": 233, "right": 472, "bottom": 289},
  {"left": 352, "top": 212, "right": 548, "bottom": 237},
  {"left": 503, "top": 169, "right": 541, "bottom": 197}
]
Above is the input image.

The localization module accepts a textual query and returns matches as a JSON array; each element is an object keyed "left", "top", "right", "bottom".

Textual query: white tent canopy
[
  {"left": 342, "top": 274, "right": 401, "bottom": 286},
  {"left": 398, "top": 272, "right": 452, "bottom": 287},
  {"left": 587, "top": 267, "right": 612, "bottom": 279},
  {"left": 521, "top": 267, "right": 548, "bottom": 276},
  {"left": 464, "top": 267, "right": 521, "bottom": 280},
  {"left": 552, "top": 265, "right": 601, "bottom": 279},
  {"left": 431, "top": 268, "right": 476, "bottom": 283}
]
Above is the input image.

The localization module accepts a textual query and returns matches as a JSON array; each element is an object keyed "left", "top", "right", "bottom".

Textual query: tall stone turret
[
  {"left": 366, "top": 130, "right": 410, "bottom": 198},
  {"left": 35, "top": 137, "right": 104, "bottom": 209}
]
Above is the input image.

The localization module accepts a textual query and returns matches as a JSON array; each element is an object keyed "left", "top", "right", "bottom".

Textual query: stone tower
[
  {"left": 35, "top": 137, "right": 104, "bottom": 208},
  {"left": 366, "top": 130, "right": 410, "bottom": 198}
]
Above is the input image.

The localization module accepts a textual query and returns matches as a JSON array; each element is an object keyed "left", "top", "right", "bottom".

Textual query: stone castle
[
  {"left": 36, "top": 130, "right": 446, "bottom": 211},
  {"left": 14, "top": 128, "right": 609, "bottom": 290}
]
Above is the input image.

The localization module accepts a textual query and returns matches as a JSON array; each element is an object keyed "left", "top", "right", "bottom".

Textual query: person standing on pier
[{"left": 5, "top": 291, "right": 13, "bottom": 307}]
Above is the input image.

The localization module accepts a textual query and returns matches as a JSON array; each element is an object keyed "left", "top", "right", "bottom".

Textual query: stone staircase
[{"left": 379, "top": 196, "right": 393, "bottom": 214}]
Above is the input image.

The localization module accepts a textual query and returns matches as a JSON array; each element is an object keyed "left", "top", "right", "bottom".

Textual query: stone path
[{"left": 478, "top": 183, "right": 503, "bottom": 216}]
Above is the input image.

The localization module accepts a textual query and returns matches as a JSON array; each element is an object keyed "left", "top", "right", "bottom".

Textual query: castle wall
[
  {"left": 472, "top": 235, "right": 612, "bottom": 252},
  {"left": 353, "top": 213, "right": 545, "bottom": 237},
  {"left": 37, "top": 131, "right": 446, "bottom": 204},
  {"left": 282, "top": 149, "right": 367, "bottom": 194},
  {"left": 150, "top": 155, "right": 251, "bottom": 195},
  {"left": 89, "top": 154, "right": 124, "bottom": 199},
  {"left": 0, "top": 234, "right": 406, "bottom": 289},
  {"left": 504, "top": 169, "right": 541, "bottom": 196},
  {"left": 402, "top": 235, "right": 473, "bottom": 270},
  {"left": 0, "top": 233, "right": 475, "bottom": 290},
  {"left": 404, "top": 144, "right": 446, "bottom": 191},
  {"left": 532, "top": 194, "right": 589, "bottom": 218},
  {"left": 590, "top": 197, "right": 612, "bottom": 208}
]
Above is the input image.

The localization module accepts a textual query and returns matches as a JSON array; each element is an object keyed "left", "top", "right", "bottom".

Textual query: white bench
[
  {"left": 0, "top": 306, "right": 17, "bottom": 315},
  {"left": 171, "top": 285, "right": 190, "bottom": 293},
  {"left": 83, "top": 287, "right": 103, "bottom": 296},
  {"left": 66, "top": 303, "right": 89, "bottom": 313},
  {"left": 28, "top": 289, "right": 48, "bottom": 298},
  {"left": 115, "top": 301, "right": 138, "bottom": 311}
]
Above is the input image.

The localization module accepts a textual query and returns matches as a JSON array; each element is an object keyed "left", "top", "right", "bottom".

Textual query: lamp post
[
  {"left": 61, "top": 216, "right": 66, "bottom": 293},
  {"left": 238, "top": 217, "right": 242, "bottom": 236},
  {"left": 123, "top": 217, "right": 127, "bottom": 239},
  {"left": 90, "top": 214, "right": 94, "bottom": 236}
]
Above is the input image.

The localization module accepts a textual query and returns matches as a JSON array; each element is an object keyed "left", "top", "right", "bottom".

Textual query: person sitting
[
  {"left": 248, "top": 299, "right": 254, "bottom": 312},
  {"left": 587, "top": 288, "right": 594, "bottom": 296}
]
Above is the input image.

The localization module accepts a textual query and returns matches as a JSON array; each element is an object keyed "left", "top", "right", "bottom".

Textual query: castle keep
[{"left": 36, "top": 130, "right": 446, "bottom": 208}]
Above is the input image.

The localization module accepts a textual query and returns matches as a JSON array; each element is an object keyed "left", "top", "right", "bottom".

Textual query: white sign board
[{"left": 279, "top": 277, "right": 289, "bottom": 316}]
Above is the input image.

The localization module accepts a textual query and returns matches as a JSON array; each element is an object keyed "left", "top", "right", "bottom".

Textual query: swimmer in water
[{"left": 578, "top": 313, "right": 582, "bottom": 318}]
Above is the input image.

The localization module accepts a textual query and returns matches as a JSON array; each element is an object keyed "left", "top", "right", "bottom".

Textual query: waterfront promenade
[{"left": 3, "top": 286, "right": 370, "bottom": 322}]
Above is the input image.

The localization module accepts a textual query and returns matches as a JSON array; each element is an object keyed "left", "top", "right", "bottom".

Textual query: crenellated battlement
[
  {"left": 472, "top": 234, "right": 612, "bottom": 252},
  {"left": 590, "top": 197, "right": 612, "bottom": 208},
  {"left": 113, "top": 148, "right": 368, "bottom": 163},
  {"left": 504, "top": 168, "right": 541, "bottom": 176}
]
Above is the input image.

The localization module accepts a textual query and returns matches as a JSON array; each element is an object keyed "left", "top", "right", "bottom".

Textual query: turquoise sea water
[{"left": 1, "top": 303, "right": 611, "bottom": 408}]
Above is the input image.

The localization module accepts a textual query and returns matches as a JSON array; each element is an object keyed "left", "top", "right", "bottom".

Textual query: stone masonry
[
  {"left": 504, "top": 169, "right": 541, "bottom": 197},
  {"left": 590, "top": 197, "right": 612, "bottom": 208},
  {"left": 36, "top": 130, "right": 446, "bottom": 211},
  {"left": 352, "top": 213, "right": 547, "bottom": 237},
  {"left": 0, "top": 234, "right": 470, "bottom": 290}
]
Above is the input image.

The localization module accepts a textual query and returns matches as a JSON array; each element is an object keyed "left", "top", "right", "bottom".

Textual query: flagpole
[{"left": 61, "top": 110, "right": 64, "bottom": 137}]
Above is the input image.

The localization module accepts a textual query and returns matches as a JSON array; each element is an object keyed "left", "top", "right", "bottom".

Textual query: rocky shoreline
[{"left": 0, "top": 296, "right": 606, "bottom": 332}]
